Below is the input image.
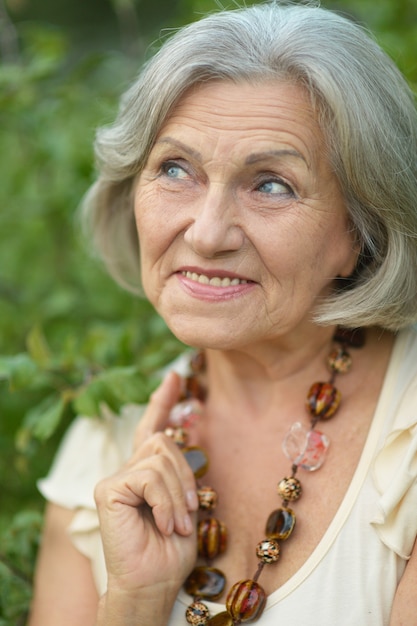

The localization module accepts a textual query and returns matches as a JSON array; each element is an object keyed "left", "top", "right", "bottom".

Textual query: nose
[{"left": 183, "top": 186, "right": 245, "bottom": 258}]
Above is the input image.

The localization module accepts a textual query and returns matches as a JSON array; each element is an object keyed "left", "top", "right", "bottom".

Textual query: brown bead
[
  {"left": 256, "top": 539, "right": 280, "bottom": 563},
  {"left": 333, "top": 326, "right": 365, "bottom": 348},
  {"left": 198, "top": 486, "right": 218, "bottom": 511},
  {"left": 277, "top": 477, "right": 302, "bottom": 502},
  {"left": 306, "top": 382, "right": 341, "bottom": 420},
  {"left": 226, "top": 579, "right": 267, "bottom": 622},
  {"left": 265, "top": 507, "right": 296, "bottom": 540},
  {"left": 184, "top": 566, "right": 226, "bottom": 601},
  {"left": 327, "top": 347, "right": 352, "bottom": 374},
  {"left": 182, "top": 374, "right": 207, "bottom": 401},
  {"left": 198, "top": 518, "right": 227, "bottom": 560},
  {"left": 206, "top": 612, "right": 234, "bottom": 626},
  {"left": 186, "top": 601, "right": 210, "bottom": 625},
  {"left": 183, "top": 446, "right": 209, "bottom": 478}
]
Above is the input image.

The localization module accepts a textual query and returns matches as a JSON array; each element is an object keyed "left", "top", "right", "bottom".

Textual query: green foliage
[{"left": 0, "top": 0, "right": 415, "bottom": 623}]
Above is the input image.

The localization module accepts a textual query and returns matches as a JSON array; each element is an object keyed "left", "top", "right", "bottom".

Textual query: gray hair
[{"left": 82, "top": 0, "right": 417, "bottom": 331}]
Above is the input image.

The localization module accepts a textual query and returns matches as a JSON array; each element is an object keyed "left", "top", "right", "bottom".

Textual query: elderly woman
[{"left": 29, "top": 2, "right": 417, "bottom": 625}]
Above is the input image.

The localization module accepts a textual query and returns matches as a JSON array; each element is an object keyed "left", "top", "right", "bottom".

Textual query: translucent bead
[
  {"left": 265, "top": 508, "right": 296, "bottom": 540},
  {"left": 184, "top": 566, "right": 226, "bottom": 601},
  {"left": 226, "top": 579, "right": 267, "bottom": 622},
  {"left": 277, "top": 476, "right": 302, "bottom": 502},
  {"left": 282, "top": 422, "right": 329, "bottom": 471},
  {"left": 198, "top": 518, "right": 227, "bottom": 560},
  {"left": 169, "top": 399, "right": 203, "bottom": 428},
  {"left": 306, "top": 382, "right": 341, "bottom": 420},
  {"left": 183, "top": 446, "right": 209, "bottom": 478},
  {"left": 206, "top": 612, "right": 234, "bottom": 626},
  {"left": 256, "top": 539, "right": 280, "bottom": 563},
  {"left": 327, "top": 347, "right": 352, "bottom": 374},
  {"left": 164, "top": 426, "right": 189, "bottom": 447},
  {"left": 186, "top": 601, "right": 210, "bottom": 625},
  {"left": 198, "top": 486, "right": 218, "bottom": 511}
]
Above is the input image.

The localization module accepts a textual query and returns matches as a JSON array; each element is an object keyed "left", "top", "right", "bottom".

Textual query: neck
[{"left": 201, "top": 325, "right": 338, "bottom": 417}]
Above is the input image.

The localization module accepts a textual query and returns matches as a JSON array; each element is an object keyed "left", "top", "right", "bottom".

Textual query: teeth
[{"left": 182, "top": 271, "right": 248, "bottom": 287}]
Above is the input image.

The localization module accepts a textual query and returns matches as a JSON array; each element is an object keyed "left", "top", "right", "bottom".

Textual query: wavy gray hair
[{"left": 82, "top": 1, "right": 417, "bottom": 331}]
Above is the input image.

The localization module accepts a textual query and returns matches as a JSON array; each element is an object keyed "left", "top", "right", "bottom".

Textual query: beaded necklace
[{"left": 164, "top": 327, "right": 365, "bottom": 626}]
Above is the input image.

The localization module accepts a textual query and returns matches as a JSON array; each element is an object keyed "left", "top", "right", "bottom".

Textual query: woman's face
[{"left": 134, "top": 80, "right": 358, "bottom": 350}]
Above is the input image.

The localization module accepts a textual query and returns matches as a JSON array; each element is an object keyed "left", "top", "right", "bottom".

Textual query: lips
[{"left": 180, "top": 271, "right": 249, "bottom": 287}]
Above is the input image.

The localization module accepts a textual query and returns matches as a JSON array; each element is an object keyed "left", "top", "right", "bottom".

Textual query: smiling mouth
[{"left": 181, "top": 271, "right": 250, "bottom": 287}]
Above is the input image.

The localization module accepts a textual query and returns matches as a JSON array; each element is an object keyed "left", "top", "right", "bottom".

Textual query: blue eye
[
  {"left": 257, "top": 179, "right": 292, "bottom": 195},
  {"left": 161, "top": 161, "right": 188, "bottom": 179}
]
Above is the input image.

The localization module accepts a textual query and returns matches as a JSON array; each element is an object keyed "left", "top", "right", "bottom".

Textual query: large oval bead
[
  {"left": 226, "top": 579, "right": 267, "bottom": 622},
  {"left": 306, "top": 382, "right": 341, "bottom": 420},
  {"left": 186, "top": 601, "right": 210, "bottom": 625},
  {"left": 277, "top": 476, "right": 302, "bottom": 502},
  {"left": 183, "top": 446, "right": 209, "bottom": 478},
  {"left": 265, "top": 508, "right": 296, "bottom": 540},
  {"left": 198, "top": 518, "right": 227, "bottom": 560},
  {"left": 184, "top": 566, "right": 226, "bottom": 601},
  {"left": 206, "top": 612, "right": 234, "bottom": 626}
]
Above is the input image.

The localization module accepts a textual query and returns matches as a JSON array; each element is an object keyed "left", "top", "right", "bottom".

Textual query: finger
[
  {"left": 133, "top": 433, "right": 200, "bottom": 513},
  {"left": 134, "top": 371, "right": 182, "bottom": 449},
  {"left": 95, "top": 453, "right": 195, "bottom": 537}
]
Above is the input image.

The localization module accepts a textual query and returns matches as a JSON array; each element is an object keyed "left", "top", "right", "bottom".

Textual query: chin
[{"left": 166, "top": 318, "right": 246, "bottom": 351}]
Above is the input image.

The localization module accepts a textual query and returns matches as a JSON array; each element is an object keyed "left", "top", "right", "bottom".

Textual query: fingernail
[
  {"left": 183, "top": 514, "right": 193, "bottom": 534},
  {"left": 186, "top": 489, "right": 199, "bottom": 511}
]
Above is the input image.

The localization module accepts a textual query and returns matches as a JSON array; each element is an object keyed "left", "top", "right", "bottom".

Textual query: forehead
[{"left": 156, "top": 80, "right": 324, "bottom": 165}]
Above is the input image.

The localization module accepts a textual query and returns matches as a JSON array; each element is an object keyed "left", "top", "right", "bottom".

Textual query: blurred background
[{"left": 0, "top": 0, "right": 416, "bottom": 622}]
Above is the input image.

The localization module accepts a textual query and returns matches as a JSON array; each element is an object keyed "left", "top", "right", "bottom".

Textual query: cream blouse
[{"left": 39, "top": 327, "right": 417, "bottom": 625}]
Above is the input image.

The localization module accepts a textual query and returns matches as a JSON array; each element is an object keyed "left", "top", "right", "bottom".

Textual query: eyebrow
[
  {"left": 245, "top": 149, "right": 308, "bottom": 167},
  {"left": 155, "top": 138, "right": 308, "bottom": 167},
  {"left": 155, "top": 137, "right": 202, "bottom": 160}
]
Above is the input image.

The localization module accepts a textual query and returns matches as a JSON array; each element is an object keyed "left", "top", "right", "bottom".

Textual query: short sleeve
[{"left": 371, "top": 374, "right": 417, "bottom": 559}]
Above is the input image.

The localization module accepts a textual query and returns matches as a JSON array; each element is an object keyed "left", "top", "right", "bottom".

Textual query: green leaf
[
  {"left": 26, "top": 325, "right": 52, "bottom": 367},
  {"left": 19, "top": 394, "right": 66, "bottom": 443},
  {"left": 0, "top": 354, "right": 38, "bottom": 390},
  {"left": 73, "top": 366, "right": 155, "bottom": 416}
]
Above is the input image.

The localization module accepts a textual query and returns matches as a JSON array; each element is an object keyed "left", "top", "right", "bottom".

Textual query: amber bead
[
  {"left": 327, "top": 347, "right": 352, "bottom": 374},
  {"left": 333, "top": 326, "right": 365, "bottom": 348},
  {"left": 182, "top": 374, "right": 207, "bottom": 401},
  {"left": 226, "top": 579, "right": 267, "bottom": 622},
  {"left": 277, "top": 477, "right": 302, "bottom": 502},
  {"left": 306, "top": 382, "right": 341, "bottom": 420},
  {"left": 265, "top": 507, "right": 296, "bottom": 540},
  {"left": 256, "top": 539, "right": 280, "bottom": 563},
  {"left": 184, "top": 566, "right": 226, "bottom": 601},
  {"left": 198, "top": 486, "right": 218, "bottom": 511},
  {"left": 164, "top": 426, "right": 189, "bottom": 447},
  {"left": 206, "top": 612, "right": 234, "bottom": 626},
  {"left": 186, "top": 601, "right": 210, "bottom": 625},
  {"left": 198, "top": 518, "right": 227, "bottom": 560},
  {"left": 183, "top": 446, "right": 209, "bottom": 478}
]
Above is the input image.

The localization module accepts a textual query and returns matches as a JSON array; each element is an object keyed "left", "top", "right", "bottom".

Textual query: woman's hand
[{"left": 94, "top": 371, "right": 199, "bottom": 624}]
